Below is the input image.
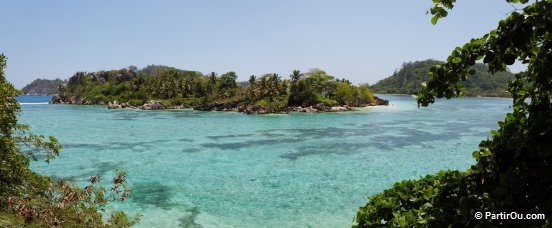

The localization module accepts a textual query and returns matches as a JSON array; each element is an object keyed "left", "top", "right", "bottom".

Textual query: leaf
[
  {"left": 472, "top": 151, "right": 480, "bottom": 159},
  {"left": 483, "top": 51, "right": 495, "bottom": 63},
  {"left": 452, "top": 57, "right": 462, "bottom": 63},
  {"left": 503, "top": 53, "right": 516, "bottom": 65},
  {"left": 431, "top": 16, "right": 438, "bottom": 25}
]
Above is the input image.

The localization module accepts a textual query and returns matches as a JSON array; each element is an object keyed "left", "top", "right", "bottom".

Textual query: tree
[
  {"left": 305, "top": 68, "right": 336, "bottom": 98},
  {"left": 267, "top": 73, "right": 282, "bottom": 101},
  {"left": 206, "top": 72, "right": 217, "bottom": 98},
  {"left": 247, "top": 75, "right": 258, "bottom": 100},
  {"left": 0, "top": 54, "right": 138, "bottom": 226},
  {"left": 355, "top": 0, "right": 551, "bottom": 226},
  {"left": 288, "top": 79, "right": 317, "bottom": 106},
  {"left": 53, "top": 65, "right": 379, "bottom": 109},
  {"left": 290, "top": 69, "right": 303, "bottom": 82},
  {"left": 356, "top": 84, "right": 375, "bottom": 106},
  {"left": 0, "top": 54, "right": 60, "bottom": 204},
  {"left": 217, "top": 71, "right": 238, "bottom": 98},
  {"left": 334, "top": 81, "right": 355, "bottom": 105}
]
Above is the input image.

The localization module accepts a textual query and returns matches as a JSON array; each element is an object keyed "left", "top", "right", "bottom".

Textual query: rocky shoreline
[
  {"left": 194, "top": 101, "right": 352, "bottom": 114},
  {"left": 107, "top": 100, "right": 167, "bottom": 110},
  {"left": 193, "top": 97, "right": 388, "bottom": 114},
  {"left": 50, "top": 95, "right": 389, "bottom": 114}
]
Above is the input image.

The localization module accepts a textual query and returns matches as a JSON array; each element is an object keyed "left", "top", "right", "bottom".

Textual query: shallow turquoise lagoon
[{"left": 18, "top": 95, "right": 511, "bottom": 227}]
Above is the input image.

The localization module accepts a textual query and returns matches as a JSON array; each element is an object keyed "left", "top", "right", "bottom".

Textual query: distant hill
[
  {"left": 21, "top": 78, "right": 66, "bottom": 95},
  {"left": 137, "top": 65, "right": 202, "bottom": 77},
  {"left": 371, "top": 59, "right": 515, "bottom": 97}
]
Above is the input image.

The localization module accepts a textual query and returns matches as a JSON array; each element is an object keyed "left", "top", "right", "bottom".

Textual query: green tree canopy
[
  {"left": 355, "top": 0, "right": 551, "bottom": 226},
  {"left": 54, "top": 65, "right": 383, "bottom": 110}
]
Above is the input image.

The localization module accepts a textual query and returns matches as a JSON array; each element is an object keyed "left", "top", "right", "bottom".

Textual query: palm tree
[
  {"left": 268, "top": 73, "right": 281, "bottom": 101},
  {"left": 290, "top": 70, "right": 303, "bottom": 82},
  {"left": 248, "top": 75, "right": 257, "bottom": 100}
]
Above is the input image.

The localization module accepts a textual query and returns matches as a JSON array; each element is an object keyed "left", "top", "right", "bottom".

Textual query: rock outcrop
[
  {"left": 107, "top": 100, "right": 165, "bottom": 110},
  {"left": 49, "top": 95, "right": 106, "bottom": 105},
  {"left": 49, "top": 95, "right": 65, "bottom": 104},
  {"left": 107, "top": 100, "right": 122, "bottom": 109},
  {"left": 193, "top": 101, "right": 358, "bottom": 114},
  {"left": 141, "top": 101, "right": 165, "bottom": 110},
  {"left": 372, "top": 97, "right": 389, "bottom": 106}
]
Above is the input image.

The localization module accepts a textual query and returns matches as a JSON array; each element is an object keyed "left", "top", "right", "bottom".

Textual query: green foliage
[
  {"left": 1, "top": 54, "right": 138, "bottom": 226},
  {"left": 56, "top": 66, "right": 240, "bottom": 106},
  {"left": 316, "top": 95, "right": 338, "bottom": 106},
  {"left": 163, "top": 97, "right": 202, "bottom": 108},
  {"left": 254, "top": 96, "right": 288, "bottom": 109},
  {"left": 287, "top": 69, "right": 376, "bottom": 107},
  {"left": 288, "top": 76, "right": 318, "bottom": 106},
  {"left": 370, "top": 60, "right": 514, "bottom": 97},
  {"left": 356, "top": 1, "right": 551, "bottom": 227},
  {"left": 0, "top": 54, "right": 60, "bottom": 205},
  {"left": 57, "top": 66, "right": 381, "bottom": 109},
  {"left": 355, "top": 171, "right": 477, "bottom": 227},
  {"left": 7, "top": 171, "right": 140, "bottom": 227},
  {"left": 21, "top": 78, "right": 66, "bottom": 95},
  {"left": 305, "top": 68, "right": 337, "bottom": 98},
  {"left": 357, "top": 84, "right": 375, "bottom": 105},
  {"left": 128, "top": 98, "right": 146, "bottom": 107},
  {"left": 217, "top": 71, "right": 239, "bottom": 98},
  {"left": 334, "top": 82, "right": 375, "bottom": 106},
  {"left": 335, "top": 81, "right": 356, "bottom": 105},
  {"left": 247, "top": 73, "right": 287, "bottom": 102}
]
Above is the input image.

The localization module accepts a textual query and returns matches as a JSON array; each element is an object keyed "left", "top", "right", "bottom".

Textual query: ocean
[{"left": 17, "top": 95, "right": 511, "bottom": 227}]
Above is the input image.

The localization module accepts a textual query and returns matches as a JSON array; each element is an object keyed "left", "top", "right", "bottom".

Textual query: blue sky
[{"left": 1, "top": 0, "right": 524, "bottom": 88}]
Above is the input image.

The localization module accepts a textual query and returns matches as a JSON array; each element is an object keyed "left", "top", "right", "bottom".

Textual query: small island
[{"left": 50, "top": 66, "right": 388, "bottom": 114}]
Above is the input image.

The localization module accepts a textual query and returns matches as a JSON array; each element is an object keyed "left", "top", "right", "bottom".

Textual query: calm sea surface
[{"left": 17, "top": 95, "right": 511, "bottom": 227}]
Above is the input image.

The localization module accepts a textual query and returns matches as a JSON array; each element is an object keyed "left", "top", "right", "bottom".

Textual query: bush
[
  {"left": 164, "top": 98, "right": 183, "bottom": 107},
  {"left": 84, "top": 93, "right": 109, "bottom": 104},
  {"left": 255, "top": 96, "right": 288, "bottom": 109},
  {"left": 354, "top": 171, "right": 477, "bottom": 227},
  {"left": 316, "top": 96, "right": 338, "bottom": 106},
  {"left": 182, "top": 97, "right": 202, "bottom": 107},
  {"left": 163, "top": 97, "right": 202, "bottom": 108}
]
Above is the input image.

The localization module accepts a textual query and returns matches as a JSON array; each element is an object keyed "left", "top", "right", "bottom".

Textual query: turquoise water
[
  {"left": 18, "top": 95, "right": 511, "bottom": 227},
  {"left": 17, "top": 95, "right": 52, "bottom": 104}
]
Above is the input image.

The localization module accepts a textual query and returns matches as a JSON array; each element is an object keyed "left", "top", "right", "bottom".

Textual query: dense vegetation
[
  {"left": 52, "top": 66, "right": 386, "bottom": 112},
  {"left": 370, "top": 59, "right": 515, "bottom": 97},
  {"left": 0, "top": 54, "right": 139, "bottom": 226},
  {"left": 21, "top": 78, "right": 66, "bottom": 95},
  {"left": 355, "top": 0, "right": 551, "bottom": 227}
]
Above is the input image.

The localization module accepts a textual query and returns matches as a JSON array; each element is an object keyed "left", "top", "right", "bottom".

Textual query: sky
[{"left": 1, "top": 0, "right": 525, "bottom": 88}]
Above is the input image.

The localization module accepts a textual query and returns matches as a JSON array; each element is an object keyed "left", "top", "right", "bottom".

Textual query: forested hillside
[
  {"left": 21, "top": 78, "right": 66, "bottom": 95},
  {"left": 371, "top": 59, "right": 514, "bottom": 97}
]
